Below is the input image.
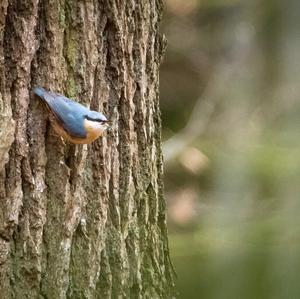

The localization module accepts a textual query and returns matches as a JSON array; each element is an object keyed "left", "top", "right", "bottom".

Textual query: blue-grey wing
[{"left": 43, "top": 91, "right": 87, "bottom": 138}]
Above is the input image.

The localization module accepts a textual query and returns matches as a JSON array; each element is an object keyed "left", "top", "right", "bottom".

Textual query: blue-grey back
[{"left": 34, "top": 87, "right": 88, "bottom": 138}]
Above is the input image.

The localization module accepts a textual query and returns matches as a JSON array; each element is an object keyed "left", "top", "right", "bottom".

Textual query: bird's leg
[{"left": 49, "top": 131, "right": 59, "bottom": 137}]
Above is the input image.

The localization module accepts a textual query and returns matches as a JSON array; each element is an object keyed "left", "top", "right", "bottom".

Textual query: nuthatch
[{"left": 33, "top": 87, "right": 108, "bottom": 144}]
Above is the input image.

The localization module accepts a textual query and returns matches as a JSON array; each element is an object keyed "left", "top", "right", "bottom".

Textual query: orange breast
[{"left": 49, "top": 116, "right": 104, "bottom": 144}]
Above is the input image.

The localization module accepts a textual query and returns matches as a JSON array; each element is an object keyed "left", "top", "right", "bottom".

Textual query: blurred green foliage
[{"left": 161, "top": 0, "right": 300, "bottom": 298}]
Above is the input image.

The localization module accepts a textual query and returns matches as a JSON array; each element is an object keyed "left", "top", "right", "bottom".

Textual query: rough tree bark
[{"left": 0, "top": 0, "right": 173, "bottom": 298}]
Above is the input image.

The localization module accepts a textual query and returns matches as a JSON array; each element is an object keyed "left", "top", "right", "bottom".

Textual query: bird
[{"left": 33, "top": 87, "right": 109, "bottom": 144}]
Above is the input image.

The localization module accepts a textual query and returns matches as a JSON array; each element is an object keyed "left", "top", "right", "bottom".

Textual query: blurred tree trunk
[{"left": 0, "top": 0, "right": 173, "bottom": 298}]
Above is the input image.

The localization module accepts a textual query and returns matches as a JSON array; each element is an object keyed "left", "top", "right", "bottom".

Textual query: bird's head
[{"left": 84, "top": 111, "right": 109, "bottom": 135}]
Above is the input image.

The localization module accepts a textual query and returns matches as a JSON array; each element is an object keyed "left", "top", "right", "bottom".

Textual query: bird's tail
[{"left": 33, "top": 86, "right": 46, "bottom": 98}]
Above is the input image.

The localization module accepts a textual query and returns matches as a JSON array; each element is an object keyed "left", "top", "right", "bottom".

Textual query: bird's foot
[{"left": 60, "top": 137, "right": 66, "bottom": 146}]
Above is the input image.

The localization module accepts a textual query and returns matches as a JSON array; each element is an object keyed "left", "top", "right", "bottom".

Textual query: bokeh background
[{"left": 160, "top": 1, "right": 300, "bottom": 298}]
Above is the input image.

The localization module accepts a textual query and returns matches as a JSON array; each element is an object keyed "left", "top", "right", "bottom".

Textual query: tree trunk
[{"left": 0, "top": 0, "right": 173, "bottom": 298}]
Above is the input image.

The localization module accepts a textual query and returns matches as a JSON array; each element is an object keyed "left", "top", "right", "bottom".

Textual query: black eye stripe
[{"left": 85, "top": 116, "right": 107, "bottom": 123}]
